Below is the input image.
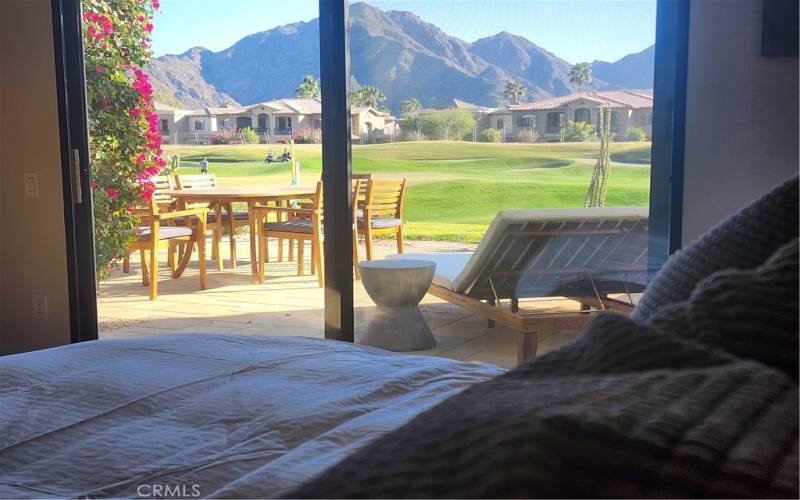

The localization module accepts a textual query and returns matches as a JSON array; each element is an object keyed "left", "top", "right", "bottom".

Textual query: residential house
[
  {"left": 482, "top": 90, "right": 654, "bottom": 142},
  {"left": 351, "top": 106, "right": 397, "bottom": 143},
  {"left": 156, "top": 98, "right": 395, "bottom": 144}
]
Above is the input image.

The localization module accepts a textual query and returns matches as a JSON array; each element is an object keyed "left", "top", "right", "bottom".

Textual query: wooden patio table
[{"left": 165, "top": 185, "right": 317, "bottom": 279}]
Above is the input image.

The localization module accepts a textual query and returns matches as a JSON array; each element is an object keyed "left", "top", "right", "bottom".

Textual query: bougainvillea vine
[{"left": 82, "top": 0, "right": 163, "bottom": 280}]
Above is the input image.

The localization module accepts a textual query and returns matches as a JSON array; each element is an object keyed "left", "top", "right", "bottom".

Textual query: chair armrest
[{"left": 156, "top": 207, "right": 209, "bottom": 220}]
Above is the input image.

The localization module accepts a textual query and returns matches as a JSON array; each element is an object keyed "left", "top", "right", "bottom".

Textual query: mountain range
[{"left": 146, "top": 2, "right": 655, "bottom": 112}]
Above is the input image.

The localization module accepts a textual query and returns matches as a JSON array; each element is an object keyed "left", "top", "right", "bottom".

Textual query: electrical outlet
[
  {"left": 24, "top": 172, "right": 40, "bottom": 199},
  {"left": 32, "top": 294, "right": 48, "bottom": 320}
]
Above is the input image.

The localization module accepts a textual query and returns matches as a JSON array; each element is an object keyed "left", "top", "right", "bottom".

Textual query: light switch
[{"left": 24, "top": 172, "right": 39, "bottom": 199}]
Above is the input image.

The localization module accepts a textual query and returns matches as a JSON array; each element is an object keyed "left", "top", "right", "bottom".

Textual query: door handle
[{"left": 70, "top": 148, "right": 82, "bottom": 204}]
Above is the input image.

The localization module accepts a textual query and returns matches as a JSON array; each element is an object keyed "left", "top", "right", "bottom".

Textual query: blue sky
[{"left": 151, "top": 0, "right": 656, "bottom": 63}]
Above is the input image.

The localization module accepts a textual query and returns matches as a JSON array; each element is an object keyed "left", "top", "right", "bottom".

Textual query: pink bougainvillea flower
[
  {"left": 145, "top": 23, "right": 153, "bottom": 32},
  {"left": 129, "top": 108, "right": 141, "bottom": 118},
  {"left": 152, "top": 0, "right": 160, "bottom": 10},
  {"left": 95, "top": 65, "right": 105, "bottom": 72},
  {"left": 106, "top": 187, "right": 119, "bottom": 200}
]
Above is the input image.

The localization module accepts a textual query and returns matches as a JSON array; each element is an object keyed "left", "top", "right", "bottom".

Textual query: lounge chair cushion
[
  {"left": 395, "top": 207, "right": 649, "bottom": 294},
  {"left": 263, "top": 220, "right": 313, "bottom": 234},
  {"left": 389, "top": 252, "right": 472, "bottom": 290},
  {"left": 136, "top": 226, "right": 193, "bottom": 241}
]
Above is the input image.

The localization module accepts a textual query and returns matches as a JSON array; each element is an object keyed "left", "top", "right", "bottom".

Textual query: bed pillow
[{"left": 633, "top": 175, "right": 798, "bottom": 322}]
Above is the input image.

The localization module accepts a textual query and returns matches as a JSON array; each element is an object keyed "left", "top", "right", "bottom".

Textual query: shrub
[
  {"left": 419, "top": 109, "right": 476, "bottom": 140},
  {"left": 519, "top": 128, "right": 540, "bottom": 143},
  {"left": 210, "top": 128, "right": 242, "bottom": 144},
  {"left": 82, "top": 0, "right": 163, "bottom": 280},
  {"left": 241, "top": 127, "right": 259, "bottom": 144},
  {"left": 626, "top": 126, "right": 647, "bottom": 142},
  {"left": 563, "top": 120, "right": 595, "bottom": 142},
  {"left": 293, "top": 127, "right": 320, "bottom": 144},
  {"left": 480, "top": 128, "right": 502, "bottom": 142}
]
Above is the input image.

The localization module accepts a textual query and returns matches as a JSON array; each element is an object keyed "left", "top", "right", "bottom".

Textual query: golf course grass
[{"left": 166, "top": 141, "right": 652, "bottom": 242}]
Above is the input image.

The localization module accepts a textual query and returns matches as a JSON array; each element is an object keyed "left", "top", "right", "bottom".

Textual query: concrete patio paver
[{"left": 98, "top": 237, "right": 590, "bottom": 369}]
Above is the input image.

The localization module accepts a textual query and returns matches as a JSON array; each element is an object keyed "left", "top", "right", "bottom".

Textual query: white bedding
[{"left": 0, "top": 334, "right": 503, "bottom": 498}]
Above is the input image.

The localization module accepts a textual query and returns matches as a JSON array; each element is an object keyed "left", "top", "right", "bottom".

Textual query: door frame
[
  {"left": 51, "top": 0, "right": 97, "bottom": 344},
  {"left": 649, "top": 0, "right": 690, "bottom": 273},
  {"left": 319, "top": 0, "right": 355, "bottom": 342},
  {"left": 52, "top": 0, "right": 689, "bottom": 345}
]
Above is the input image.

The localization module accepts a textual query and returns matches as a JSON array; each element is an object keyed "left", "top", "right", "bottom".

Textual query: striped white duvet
[{"left": 0, "top": 334, "right": 502, "bottom": 498}]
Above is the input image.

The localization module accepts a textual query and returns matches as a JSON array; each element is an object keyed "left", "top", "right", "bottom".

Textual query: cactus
[{"left": 584, "top": 107, "right": 614, "bottom": 207}]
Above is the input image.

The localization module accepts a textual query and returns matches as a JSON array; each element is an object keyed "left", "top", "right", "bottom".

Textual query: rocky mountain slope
[{"left": 146, "top": 2, "right": 654, "bottom": 111}]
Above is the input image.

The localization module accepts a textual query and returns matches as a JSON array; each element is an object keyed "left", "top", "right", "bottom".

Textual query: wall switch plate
[
  {"left": 24, "top": 172, "right": 39, "bottom": 199},
  {"left": 32, "top": 294, "right": 48, "bottom": 320}
]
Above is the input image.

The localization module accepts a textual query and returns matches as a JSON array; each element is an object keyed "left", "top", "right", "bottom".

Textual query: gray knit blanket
[{"left": 289, "top": 177, "right": 799, "bottom": 498}]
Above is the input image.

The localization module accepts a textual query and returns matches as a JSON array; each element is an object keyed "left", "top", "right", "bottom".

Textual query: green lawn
[{"left": 167, "top": 141, "right": 652, "bottom": 242}]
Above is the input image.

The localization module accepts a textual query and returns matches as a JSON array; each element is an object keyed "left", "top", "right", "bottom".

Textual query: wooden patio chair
[
  {"left": 174, "top": 173, "right": 250, "bottom": 270},
  {"left": 389, "top": 207, "right": 650, "bottom": 363},
  {"left": 357, "top": 178, "right": 406, "bottom": 261},
  {"left": 253, "top": 182, "right": 325, "bottom": 287},
  {"left": 126, "top": 181, "right": 209, "bottom": 300},
  {"left": 351, "top": 174, "right": 372, "bottom": 280},
  {"left": 122, "top": 175, "right": 176, "bottom": 274}
]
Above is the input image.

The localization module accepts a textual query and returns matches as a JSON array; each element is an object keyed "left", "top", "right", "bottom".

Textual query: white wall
[
  {"left": 681, "top": 0, "right": 798, "bottom": 245},
  {"left": 0, "top": 0, "right": 72, "bottom": 354}
]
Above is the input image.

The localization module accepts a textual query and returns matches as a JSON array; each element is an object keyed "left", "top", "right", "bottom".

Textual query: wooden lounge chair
[{"left": 390, "top": 207, "right": 649, "bottom": 363}]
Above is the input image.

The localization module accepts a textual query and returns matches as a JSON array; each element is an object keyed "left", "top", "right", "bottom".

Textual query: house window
[
  {"left": 517, "top": 116, "right": 530, "bottom": 127},
  {"left": 236, "top": 116, "right": 252, "bottom": 130},
  {"left": 610, "top": 111, "right": 620, "bottom": 129},
  {"left": 546, "top": 112, "right": 561, "bottom": 130},
  {"left": 222, "top": 118, "right": 231, "bottom": 129},
  {"left": 194, "top": 120, "right": 205, "bottom": 131},
  {"left": 160, "top": 119, "right": 169, "bottom": 132},
  {"left": 277, "top": 117, "right": 292, "bottom": 131},
  {"left": 574, "top": 108, "right": 591, "bottom": 124},
  {"left": 257, "top": 114, "right": 268, "bottom": 130},
  {"left": 496, "top": 119, "right": 504, "bottom": 129}
]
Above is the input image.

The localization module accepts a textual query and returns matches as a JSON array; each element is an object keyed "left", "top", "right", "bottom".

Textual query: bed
[{"left": 0, "top": 334, "right": 503, "bottom": 498}]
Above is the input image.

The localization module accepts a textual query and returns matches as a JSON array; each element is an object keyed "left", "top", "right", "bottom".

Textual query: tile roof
[
  {"left": 255, "top": 98, "right": 322, "bottom": 115},
  {"left": 511, "top": 89, "right": 653, "bottom": 111}
]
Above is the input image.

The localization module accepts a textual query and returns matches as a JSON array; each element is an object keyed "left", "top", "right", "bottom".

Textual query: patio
[{"left": 98, "top": 236, "right": 586, "bottom": 369}]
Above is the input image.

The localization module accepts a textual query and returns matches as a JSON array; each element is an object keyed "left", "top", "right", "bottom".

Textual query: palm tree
[
  {"left": 295, "top": 75, "right": 321, "bottom": 98},
  {"left": 349, "top": 85, "right": 386, "bottom": 108},
  {"left": 569, "top": 63, "right": 593, "bottom": 92},
  {"left": 400, "top": 98, "right": 422, "bottom": 114},
  {"left": 504, "top": 80, "right": 525, "bottom": 104}
]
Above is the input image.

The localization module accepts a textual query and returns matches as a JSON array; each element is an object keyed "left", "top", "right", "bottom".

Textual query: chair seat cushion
[
  {"left": 358, "top": 217, "right": 402, "bottom": 229},
  {"left": 136, "top": 226, "right": 194, "bottom": 241},
  {"left": 214, "top": 211, "right": 249, "bottom": 223},
  {"left": 263, "top": 220, "right": 313, "bottom": 234}
]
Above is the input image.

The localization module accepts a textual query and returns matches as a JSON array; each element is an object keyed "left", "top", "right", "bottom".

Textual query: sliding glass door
[{"left": 53, "top": 0, "right": 687, "bottom": 360}]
